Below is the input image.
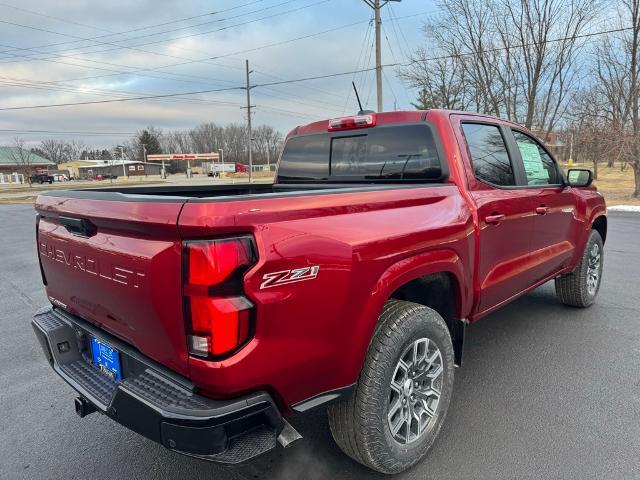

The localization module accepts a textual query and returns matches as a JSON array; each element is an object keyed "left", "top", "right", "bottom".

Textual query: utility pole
[
  {"left": 361, "top": 0, "right": 401, "bottom": 112},
  {"left": 266, "top": 146, "right": 270, "bottom": 173},
  {"left": 374, "top": 0, "right": 383, "bottom": 112},
  {"left": 242, "top": 59, "right": 256, "bottom": 183},
  {"left": 568, "top": 133, "right": 574, "bottom": 165},
  {"left": 218, "top": 148, "right": 224, "bottom": 178},
  {"left": 141, "top": 143, "right": 148, "bottom": 178},
  {"left": 118, "top": 145, "right": 126, "bottom": 179}
]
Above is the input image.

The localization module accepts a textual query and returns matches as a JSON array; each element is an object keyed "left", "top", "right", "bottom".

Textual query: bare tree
[
  {"left": 252, "top": 126, "right": 283, "bottom": 167},
  {"left": 8, "top": 137, "right": 36, "bottom": 186},
  {"left": 63, "top": 140, "right": 87, "bottom": 161},
  {"left": 399, "top": 42, "right": 472, "bottom": 110},
  {"left": 401, "top": 0, "right": 600, "bottom": 134},
  {"left": 37, "top": 139, "right": 89, "bottom": 164},
  {"left": 587, "top": 0, "right": 640, "bottom": 196},
  {"left": 39, "top": 139, "right": 66, "bottom": 165},
  {"left": 156, "top": 122, "right": 284, "bottom": 173}
]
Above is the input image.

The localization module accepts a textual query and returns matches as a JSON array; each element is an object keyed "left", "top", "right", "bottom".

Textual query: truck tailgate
[{"left": 35, "top": 193, "right": 189, "bottom": 377}]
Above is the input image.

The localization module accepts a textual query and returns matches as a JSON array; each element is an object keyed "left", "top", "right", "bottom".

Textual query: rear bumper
[{"left": 31, "top": 307, "right": 284, "bottom": 463}]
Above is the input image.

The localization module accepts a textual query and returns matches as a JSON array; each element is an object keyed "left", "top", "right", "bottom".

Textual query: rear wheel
[
  {"left": 328, "top": 300, "right": 455, "bottom": 474},
  {"left": 555, "top": 230, "right": 603, "bottom": 307}
]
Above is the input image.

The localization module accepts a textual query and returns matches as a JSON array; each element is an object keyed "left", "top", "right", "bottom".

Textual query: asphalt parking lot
[{"left": 1, "top": 204, "right": 639, "bottom": 480}]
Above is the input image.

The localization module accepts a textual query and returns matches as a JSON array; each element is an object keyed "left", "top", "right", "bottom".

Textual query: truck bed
[{"left": 41, "top": 182, "right": 440, "bottom": 200}]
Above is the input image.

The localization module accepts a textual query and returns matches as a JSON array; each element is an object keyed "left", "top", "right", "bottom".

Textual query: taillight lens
[{"left": 183, "top": 236, "right": 256, "bottom": 358}]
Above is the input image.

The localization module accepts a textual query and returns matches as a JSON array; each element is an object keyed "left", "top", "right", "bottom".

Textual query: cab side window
[
  {"left": 462, "top": 123, "right": 516, "bottom": 186},
  {"left": 512, "top": 130, "right": 561, "bottom": 185}
]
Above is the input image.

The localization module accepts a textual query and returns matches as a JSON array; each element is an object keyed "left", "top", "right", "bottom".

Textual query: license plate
[{"left": 90, "top": 337, "right": 122, "bottom": 381}]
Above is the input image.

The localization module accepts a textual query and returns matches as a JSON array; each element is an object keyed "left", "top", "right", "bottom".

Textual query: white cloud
[{"left": 0, "top": 0, "right": 427, "bottom": 147}]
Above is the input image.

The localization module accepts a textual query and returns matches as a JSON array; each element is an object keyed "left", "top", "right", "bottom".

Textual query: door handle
[
  {"left": 535, "top": 206, "right": 549, "bottom": 215},
  {"left": 485, "top": 213, "right": 505, "bottom": 225},
  {"left": 59, "top": 216, "right": 96, "bottom": 237}
]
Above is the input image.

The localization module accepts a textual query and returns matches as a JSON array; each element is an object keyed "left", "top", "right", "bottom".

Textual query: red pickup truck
[{"left": 32, "top": 110, "right": 606, "bottom": 474}]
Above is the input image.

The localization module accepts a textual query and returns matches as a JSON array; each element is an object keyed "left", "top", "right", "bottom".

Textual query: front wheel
[
  {"left": 555, "top": 230, "right": 603, "bottom": 307},
  {"left": 328, "top": 300, "right": 455, "bottom": 474}
]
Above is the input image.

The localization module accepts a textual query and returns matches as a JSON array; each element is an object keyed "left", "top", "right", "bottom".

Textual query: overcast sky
[{"left": 0, "top": 0, "right": 435, "bottom": 148}]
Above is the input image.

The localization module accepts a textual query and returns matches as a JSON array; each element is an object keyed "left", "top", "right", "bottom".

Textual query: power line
[
  {"left": 361, "top": 29, "right": 377, "bottom": 109},
  {"left": 0, "top": 0, "right": 333, "bottom": 91},
  {"left": 0, "top": 0, "right": 326, "bottom": 65},
  {"left": 0, "top": 0, "right": 282, "bottom": 56},
  {"left": 0, "top": 79, "right": 324, "bottom": 121},
  {"left": 343, "top": 17, "right": 374, "bottom": 113},
  {"left": 208, "top": 19, "right": 366, "bottom": 61},
  {"left": 1, "top": 25, "right": 631, "bottom": 113},
  {"left": 0, "top": 128, "right": 136, "bottom": 136},
  {"left": 0, "top": 0, "right": 270, "bottom": 52},
  {"left": 0, "top": 9, "right": 429, "bottom": 100},
  {"left": 381, "top": 23, "right": 410, "bottom": 106},
  {"left": 257, "top": 88, "right": 345, "bottom": 114},
  {"left": 0, "top": 86, "right": 243, "bottom": 111},
  {"left": 0, "top": 2, "right": 320, "bottom": 91},
  {"left": 0, "top": 76, "right": 245, "bottom": 109},
  {"left": 388, "top": 3, "right": 413, "bottom": 59},
  {"left": 0, "top": 47, "right": 239, "bottom": 87}
]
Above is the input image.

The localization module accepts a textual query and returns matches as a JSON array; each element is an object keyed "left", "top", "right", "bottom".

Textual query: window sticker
[{"left": 517, "top": 141, "right": 549, "bottom": 184}]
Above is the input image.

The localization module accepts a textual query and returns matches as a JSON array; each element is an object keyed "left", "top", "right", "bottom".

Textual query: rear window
[{"left": 277, "top": 124, "right": 443, "bottom": 182}]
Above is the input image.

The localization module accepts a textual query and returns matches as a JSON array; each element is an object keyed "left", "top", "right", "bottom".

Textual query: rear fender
[{"left": 347, "top": 249, "right": 468, "bottom": 383}]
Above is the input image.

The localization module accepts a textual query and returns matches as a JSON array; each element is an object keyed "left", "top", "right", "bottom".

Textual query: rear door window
[{"left": 462, "top": 123, "right": 516, "bottom": 186}]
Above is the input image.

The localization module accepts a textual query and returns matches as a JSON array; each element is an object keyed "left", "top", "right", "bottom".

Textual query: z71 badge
[{"left": 260, "top": 266, "right": 320, "bottom": 289}]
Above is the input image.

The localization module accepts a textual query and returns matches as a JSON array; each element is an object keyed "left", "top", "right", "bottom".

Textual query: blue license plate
[{"left": 90, "top": 337, "right": 122, "bottom": 381}]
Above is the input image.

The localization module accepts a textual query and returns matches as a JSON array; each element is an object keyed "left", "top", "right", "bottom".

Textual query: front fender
[{"left": 568, "top": 194, "right": 607, "bottom": 269}]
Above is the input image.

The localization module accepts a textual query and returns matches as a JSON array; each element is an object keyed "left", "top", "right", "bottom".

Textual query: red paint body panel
[
  {"left": 179, "top": 185, "right": 474, "bottom": 407},
  {"left": 34, "top": 110, "right": 606, "bottom": 412},
  {"left": 36, "top": 196, "right": 189, "bottom": 377}
]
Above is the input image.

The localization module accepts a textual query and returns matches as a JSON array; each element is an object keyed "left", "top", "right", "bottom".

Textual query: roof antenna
[
  {"left": 352, "top": 81, "right": 364, "bottom": 113},
  {"left": 352, "top": 81, "right": 375, "bottom": 115}
]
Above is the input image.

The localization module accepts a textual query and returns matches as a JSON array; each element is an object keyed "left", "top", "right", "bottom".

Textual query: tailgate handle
[{"left": 59, "top": 216, "right": 96, "bottom": 237}]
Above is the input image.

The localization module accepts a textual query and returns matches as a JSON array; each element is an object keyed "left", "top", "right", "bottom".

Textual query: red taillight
[
  {"left": 328, "top": 114, "right": 376, "bottom": 131},
  {"left": 183, "top": 236, "right": 256, "bottom": 358}
]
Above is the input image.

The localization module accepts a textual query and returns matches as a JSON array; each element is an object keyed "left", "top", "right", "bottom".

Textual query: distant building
[
  {"left": 531, "top": 130, "right": 567, "bottom": 160},
  {"left": 57, "top": 160, "right": 96, "bottom": 178},
  {"left": 76, "top": 160, "right": 162, "bottom": 179},
  {"left": 0, "top": 147, "right": 55, "bottom": 175}
]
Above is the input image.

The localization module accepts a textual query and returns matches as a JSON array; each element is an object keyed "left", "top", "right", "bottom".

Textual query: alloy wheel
[{"left": 387, "top": 338, "right": 444, "bottom": 444}]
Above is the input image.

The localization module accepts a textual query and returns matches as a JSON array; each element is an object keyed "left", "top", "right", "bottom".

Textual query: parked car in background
[
  {"left": 51, "top": 174, "right": 68, "bottom": 182},
  {"left": 29, "top": 173, "right": 54, "bottom": 184},
  {"left": 31, "top": 110, "right": 606, "bottom": 474}
]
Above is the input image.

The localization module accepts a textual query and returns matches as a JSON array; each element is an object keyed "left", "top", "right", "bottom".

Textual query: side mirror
[{"left": 567, "top": 168, "right": 593, "bottom": 188}]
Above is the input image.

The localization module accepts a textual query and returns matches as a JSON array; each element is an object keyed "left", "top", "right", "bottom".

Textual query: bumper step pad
[
  {"left": 209, "top": 425, "right": 276, "bottom": 464},
  {"left": 123, "top": 370, "right": 213, "bottom": 411},
  {"left": 60, "top": 360, "right": 116, "bottom": 406}
]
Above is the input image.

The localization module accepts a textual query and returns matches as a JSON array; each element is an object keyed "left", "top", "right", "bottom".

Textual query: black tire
[
  {"left": 555, "top": 230, "right": 603, "bottom": 307},
  {"left": 328, "top": 300, "right": 455, "bottom": 474}
]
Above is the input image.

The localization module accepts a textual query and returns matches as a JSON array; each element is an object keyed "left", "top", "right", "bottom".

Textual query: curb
[{"left": 607, "top": 205, "right": 640, "bottom": 213}]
